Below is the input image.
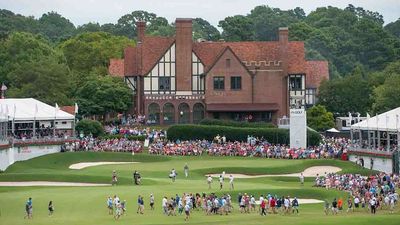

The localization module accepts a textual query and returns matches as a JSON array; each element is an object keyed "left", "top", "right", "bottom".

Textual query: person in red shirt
[
  {"left": 260, "top": 200, "right": 267, "bottom": 216},
  {"left": 269, "top": 197, "right": 276, "bottom": 214}
]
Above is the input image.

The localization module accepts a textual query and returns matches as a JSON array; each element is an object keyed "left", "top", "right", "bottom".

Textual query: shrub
[
  {"left": 75, "top": 119, "right": 104, "bottom": 137},
  {"left": 199, "top": 118, "right": 275, "bottom": 128},
  {"left": 167, "top": 125, "right": 321, "bottom": 146}
]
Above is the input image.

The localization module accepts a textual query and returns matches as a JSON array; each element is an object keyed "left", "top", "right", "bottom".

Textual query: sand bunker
[
  {"left": 0, "top": 181, "right": 110, "bottom": 187},
  {"left": 207, "top": 166, "right": 342, "bottom": 178},
  {"left": 69, "top": 162, "right": 140, "bottom": 170}
]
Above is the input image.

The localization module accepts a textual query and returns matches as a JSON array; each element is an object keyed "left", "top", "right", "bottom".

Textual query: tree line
[{"left": 0, "top": 5, "right": 399, "bottom": 121}]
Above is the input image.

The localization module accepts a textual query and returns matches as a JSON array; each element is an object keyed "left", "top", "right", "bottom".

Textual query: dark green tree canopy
[
  {"left": 38, "top": 11, "right": 76, "bottom": 42},
  {"left": 306, "top": 105, "right": 335, "bottom": 132},
  {"left": 76, "top": 76, "right": 132, "bottom": 117},
  {"left": 385, "top": 19, "right": 400, "bottom": 38}
]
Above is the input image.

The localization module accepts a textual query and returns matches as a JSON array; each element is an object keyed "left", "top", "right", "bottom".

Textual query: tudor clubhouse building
[{"left": 109, "top": 18, "right": 329, "bottom": 125}]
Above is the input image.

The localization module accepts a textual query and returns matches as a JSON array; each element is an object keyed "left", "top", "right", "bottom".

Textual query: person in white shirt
[
  {"left": 299, "top": 173, "right": 304, "bottom": 185},
  {"left": 229, "top": 175, "right": 234, "bottom": 190},
  {"left": 284, "top": 197, "right": 290, "bottom": 214},
  {"left": 184, "top": 204, "right": 190, "bottom": 221},
  {"left": 219, "top": 175, "right": 224, "bottom": 190},
  {"left": 207, "top": 175, "right": 213, "bottom": 189},
  {"left": 162, "top": 197, "right": 168, "bottom": 215},
  {"left": 354, "top": 196, "right": 360, "bottom": 209},
  {"left": 250, "top": 195, "right": 256, "bottom": 211}
]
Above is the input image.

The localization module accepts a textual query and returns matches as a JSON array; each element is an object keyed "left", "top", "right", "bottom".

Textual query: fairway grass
[{"left": 0, "top": 152, "right": 398, "bottom": 225}]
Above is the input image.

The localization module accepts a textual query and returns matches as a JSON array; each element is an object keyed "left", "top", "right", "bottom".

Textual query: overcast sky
[{"left": 1, "top": 0, "right": 399, "bottom": 27}]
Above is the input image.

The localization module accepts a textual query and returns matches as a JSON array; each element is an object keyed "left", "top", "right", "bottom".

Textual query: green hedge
[
  {"left": 167, "top": 125, "right": 321, "bottom": 146},
  {"left": 98, "top": 134, "right": 146, "bottom": 141},
  {"left": 199, "top": 118, "right": 275, "bottom": 128}
]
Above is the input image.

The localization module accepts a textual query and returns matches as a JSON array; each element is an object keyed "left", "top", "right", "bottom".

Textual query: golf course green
[{"left": 0, "top": 152, "right": 398, "bottom": 225}]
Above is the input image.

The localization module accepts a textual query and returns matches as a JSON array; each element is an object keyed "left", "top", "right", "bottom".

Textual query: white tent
[
  {"left": 351, "top": 107, "right": 400, "bottom": 132},
  {"left": 0, "top": 98, "right": 74, "bottom": 121},
  {"left": 326, "top": 128, "right": 340, "bottom": 133}
]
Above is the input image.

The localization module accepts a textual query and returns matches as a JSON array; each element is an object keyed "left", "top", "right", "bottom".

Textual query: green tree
[
  {"left": 76, "top": 76, "right": 132, "bottom": 118},
  {"left": 38, "top": 11, "right": 76, "bottom": 42},
  {"left": 192, "top": 18, "right": 220, "bottom": 41},
  {"left": 370, "top": 60, "right": 400, "bottom": 113},
  {"left": 6, "top": 57, "right": 72, "bottom": 105},
  {"left": 0, "top": 32, "right": 63, "bottom": 84},
  {"left": 249, "top": 5, "right": 303, "bottom": 41},
  {"left": 76, "top": 22, "right": 102, "bottom": 33},
  {"left": 219, "top": 15, "right": 253, "bottom": 41},
  {"left": 75, "top": 119, "right": 104, "bottom": 137},
  {"left": 385, "top": 19, "right": 400, "bottom": 38},
  {"left": 0, "top": 9, "right": 39, "bottom": 37},
  {"left": 306, "top": 105, "right": 335, "bottom": 132},
  {"left": 318, "top": 72, "right": 373, "bottom": 115},
  {"left": 59, "top": 32, "right": 135, "bottom": 75},
  {"left": 115, "top": 10, "right": 157, "bottom": 38}
]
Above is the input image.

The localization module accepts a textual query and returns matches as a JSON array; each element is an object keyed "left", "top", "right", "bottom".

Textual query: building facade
[{"left": 109, "top": 19, "right": 329, "bottom": 125}]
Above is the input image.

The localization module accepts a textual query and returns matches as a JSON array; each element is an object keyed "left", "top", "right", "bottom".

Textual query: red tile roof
[
  {"left": 306, "top": 61, "right": 329, "bottom": 88},
  {"left": 60, "top": 106, "right": 75, "bottom": 115},
  {"left": 121, "top": 35, "right": 325, "bottom": 79},
  {"left": 108, "top": 59, "right": 125, "bottom": 77},
  {"left": 193, "top": 41, "right": 281, "bottom": 71},
  {"left": 123, "top": 36, "right": 175, "bottom": 76},
  {"left": 288, "top": 42, "right": 306, "bottom": 74}
]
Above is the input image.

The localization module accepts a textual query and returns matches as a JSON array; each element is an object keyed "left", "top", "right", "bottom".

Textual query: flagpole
[
  {"left": 376, "top": 113, "right": 380, "bottom": 150},
  {"left": 397, "top": 114, "right": 399, "bottom": 152},
  {"left": 33, "top": 104, "right": 37, "bottom": 139},
  {"left": 367, "top": 113, "right": 370, "bottom": 150}
]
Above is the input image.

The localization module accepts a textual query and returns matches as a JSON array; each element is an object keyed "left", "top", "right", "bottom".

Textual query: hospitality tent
[
  {"left": 351, "top": 107, "right": 400, "bottom": 132},
  {"left": 350, "top": 107, "right": 400, "bottom": 151},
  {"left": 0, "top": 98, "right": 74, "bottom": 121},
  {"left": 0, "top": 98, "right": 75, "bottom": 137}
]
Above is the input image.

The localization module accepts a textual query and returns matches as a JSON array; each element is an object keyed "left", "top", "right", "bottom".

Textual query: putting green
[{"left": 0, "top": 152, "right": 398, "bottom": 225}]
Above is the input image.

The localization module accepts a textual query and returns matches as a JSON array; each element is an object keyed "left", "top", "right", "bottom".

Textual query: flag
[
  {"left": 55, "top": 103, "right": 59, "bottom": 119},
  {"left": 376, "top": 113, "right": 379, "bottom": 130},
  {"left": 74, "top": 103, "right": 79, "bottom": 114},
  {"left": 396, "top": 114, "right": 399, "bottom": 132},
  {"left": 13, "top": 104, "right": 16, "bottom": 119},
  {"left": 34, "top": 104, "right": 38, "bottom": 118},
  {"left": 5, "top": 105, "right": 9, "bottom": 117},
  {"left": 366, "top": 113, "right": 371, "bottom": 129},
  {"left": 348, "top": 112, "right": 352, "bottom": 126},
  {"left": 385, "top": 114, "right": 389, "bottom": 130}
]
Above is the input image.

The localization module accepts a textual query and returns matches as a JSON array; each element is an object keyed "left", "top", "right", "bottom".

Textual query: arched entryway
[
  {"left": 163, "top": 103, "right": 175, "bottom": 124},
  {"left": 148, "top": 103, "right": 160, "bottom": 124},
  {"left": 193, "top": 103, "right": 205, "bottom": 123},
  {"left": 178, "top": 103, "right": 190, "bottom": 124}
]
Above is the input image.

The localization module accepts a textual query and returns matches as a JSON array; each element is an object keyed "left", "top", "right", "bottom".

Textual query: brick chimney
[
  {"left": 278, "top": 27, "right": 289, "bottom": 118},
  {"left": 136, "top": 21, "right": 146, "bottom": 43},
  {"left": 278, "top": 27, "right": 288, "bottom": 43},
  {"left": 175, "top": 18, "right": 193, "bottom": 92}
]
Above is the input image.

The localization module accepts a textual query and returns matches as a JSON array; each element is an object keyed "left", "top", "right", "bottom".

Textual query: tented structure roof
[
  {"left": 351, "top": 107, "right": 400, "bottom": 132},
  {"left": 0, "top": 98, "right": 74, "bottom": 121}
]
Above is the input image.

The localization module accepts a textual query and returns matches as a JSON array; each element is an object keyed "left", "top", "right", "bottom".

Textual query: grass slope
[{"left": 0, "top": 152, "right": 398, "bottom": 225}]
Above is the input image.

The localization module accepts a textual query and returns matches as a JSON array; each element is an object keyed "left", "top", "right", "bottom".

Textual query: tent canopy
[
  {"left": 0, "top": 98, "right": 74, "bottom": 121},
  {"left": 326, "top": 128, "right": 340, "bottom": 133},
  {"left": 351, "top": 107, "right": 400, "bottom": 132}
]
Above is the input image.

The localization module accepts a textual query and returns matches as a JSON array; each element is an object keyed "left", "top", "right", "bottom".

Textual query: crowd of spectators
[
  {"left": 104, "top": 125, "right": 166, "bottom": 141},
  {"left": 315, "top": 173, "right": 399, "bottom": 213},
  {"left": 63, "top": 137, "right": 143, "bottom": 153},
  {"left": 149, "top": 136, "right": 350, "bottom": 159}
]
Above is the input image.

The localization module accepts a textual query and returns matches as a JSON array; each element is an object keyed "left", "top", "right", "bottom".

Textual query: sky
[{"left": 1, "top": 0, "right": 399, "bottom": 27}]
